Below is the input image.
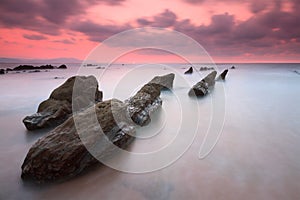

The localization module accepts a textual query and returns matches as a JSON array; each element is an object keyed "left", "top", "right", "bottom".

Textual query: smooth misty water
[{"left": 0, "top": 63, "right": 300, "bottom": 200}]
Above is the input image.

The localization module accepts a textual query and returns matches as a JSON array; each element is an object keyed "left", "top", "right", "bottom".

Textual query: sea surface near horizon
[{"left": 0, "top": 63, "right": 300, "bottom": 200}]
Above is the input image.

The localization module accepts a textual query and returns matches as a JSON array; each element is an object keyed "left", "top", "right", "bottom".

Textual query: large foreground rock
[
  {"left": 21, "top": 99, "right": 134, "bottom": 181},
  {"left": 21, "top": 74, "right": 170, "bottom": 181},
  {"left": 23, "top": 76, "right": 103, "bottom": 130},
  {"left": 188, "top": 71, "right": 217, "bottom": 97}
]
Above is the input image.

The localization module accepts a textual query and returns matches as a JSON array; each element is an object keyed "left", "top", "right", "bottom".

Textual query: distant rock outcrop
[
  {"left": 23, "top": 76, "right": 103, "bottom": 130},
  {"left": 21, "top": 74, "right": 169, "bottom": 181},
  {"left": 216, "top": 69, "right": 228, "bottom": 81},
  {"left": 0, "top": 69, "right": 5, "bottom": 74},
  {"left": 58, "top": 64, "right": 67, "bottom": 69},
  {"left": 184, "top": 67, "right": 193, "bottom": 74},
  {"left": 230, "top": 66, "right": 236, "bottom": 69},
  {"left": 199, "top": 66, "right": 214, "bottom": 71},
  {"left": 188, "top": 71, "right": 217, "bottom": 97}
]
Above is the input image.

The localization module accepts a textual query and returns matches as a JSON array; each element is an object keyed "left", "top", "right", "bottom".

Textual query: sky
[{"left": 0, "top": 0, "right": 300, "bottom": 63}]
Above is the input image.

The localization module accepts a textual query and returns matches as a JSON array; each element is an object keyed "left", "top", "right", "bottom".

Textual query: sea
[{"left": 0, "top": 63, "right": 300, "bottom": 200}]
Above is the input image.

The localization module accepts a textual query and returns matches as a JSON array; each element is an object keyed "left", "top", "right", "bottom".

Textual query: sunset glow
[{"left": 0, "top": 0, "right": 300, "bottom": 62}]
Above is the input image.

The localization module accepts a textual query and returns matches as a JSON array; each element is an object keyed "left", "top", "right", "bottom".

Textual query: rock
[
  {"left": 58, "top": 64, "right": 67, "bottom": 69},
  {"left": 148, "top": 73, "right": 175, "bottom": 90},
  {"left": 0, "top": 69, "right": 5, "bottom": 74},
  {"left": 39, "top": 65, "right": 55, "bottom": 69},
  {"left": 13, "top": 65, "right": 36, "bottom": 71},
  {"left": 184, "top": 67, "right": 193, "bottom": 74},
  {"left": 231, "top": 66, "right": 236, "bottom": 69},
  {"left": 23, "top": 76, "right": 103, "bottom": 130},
  {"left": 21, "top": 99, "right": 135, "bottom": 181},
  {"left": 188, "top": 71, "right": 217, "bottom": 97},
  {"left": 216, "top": 69, "right": 228, "bottom": 81},
  {"left": 6, "top": 68, "right": 13, "bottom": 72},
  {"left": 21, "top": 75, "right": 166, "bottom": 181},
  {"left": 199, "top": 66, "right": 214, "bottom": 71},
  {"left": 126, "top": 83, "right": 162, "bottom": 126}
]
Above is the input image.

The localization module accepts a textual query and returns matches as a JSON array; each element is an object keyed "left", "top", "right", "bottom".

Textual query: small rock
[
  {"left": 216, "top": 69, "right": 228, "bottom": 81},
  {"left": 184, "top": 67, "right": 193, "bottom": 74},
  {"left": 58, "top": 64, "right": 67, "bottom": 69}
]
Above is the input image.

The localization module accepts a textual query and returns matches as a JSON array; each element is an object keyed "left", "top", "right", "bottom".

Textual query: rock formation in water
[
  {"left": 184, "top": 67, "right": 193, "bottom": 74},
  {"left": 199, "top": 66, "right": 214, "bottom": 71},
  {"left": 230, "top": 66, "right": 236, "bottom": 69},
  {"left": 188, "top": 71, "right": 217, "bottom": 97},
  {"left": 149, "top": 73, "right": 175, "bottom": 90},
  {"left": 58, "top": 64, "right": 67, "bottom": 69},
  {"left": 216, "top": 69, "right": 228, "bottom": 81},
  {"left": 21, "top": 74, "right": 174, "bottom": 181},
  {"left": 21, "top": 99, "right": 135, "bottom": 181},
  {"left": 0, "top": 69, "right": 5, "bottom": 74},
  {"left": 23, "top": 76, "right": 103, "bottom": 130}
]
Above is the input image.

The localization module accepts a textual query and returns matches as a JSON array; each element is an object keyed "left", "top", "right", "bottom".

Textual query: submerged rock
[
  {"left": 148, "top": 73, "right": 175, "bottom": 90},
  {"left": 21, "top": 75, "right": 167, "bottom": 181},
  {"left": 184, "top": 67, "right": 193, "bottom": 74},
  {"left": 188, "top": 71, "right": 217, "bottom": 97},
  {"left": 216, "top": 69, "right": 228, "bottom": 81},
  {"left": 23, "top": 76, "right": 103, "bottom": 130}
]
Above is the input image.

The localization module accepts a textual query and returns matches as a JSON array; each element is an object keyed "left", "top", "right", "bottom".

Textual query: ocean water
[{"left": 0, "top": 63, "right": 300, "bottom": 200}]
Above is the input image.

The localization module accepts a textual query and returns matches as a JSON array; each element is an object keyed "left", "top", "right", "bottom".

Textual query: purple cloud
[
  {"left": 137, "top": 9, "right": 177, "bottom": 28},
  {"left": 23, "top": 34, "right": 47, "bottom": 40}
]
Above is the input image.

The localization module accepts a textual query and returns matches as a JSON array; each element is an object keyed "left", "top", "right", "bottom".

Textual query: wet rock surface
[
  {"left": 21, "top": 99, "right": 135, "bottom": 181},
  {"left": 188, "top": 71, "right": 217, "bottom": 97},
  {"left": 23, "top": 76, "right": 103, "bottom": 130}
]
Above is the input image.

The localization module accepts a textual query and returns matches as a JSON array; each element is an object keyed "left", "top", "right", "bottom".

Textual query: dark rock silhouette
[
  {"left": 230, "top": 66, "right": 236, "bottom": 69},
  {"left": 23, "top": 76, "right": 103, "bottom": 130},
  {"left": 0, "top": 69, "right": 5, "bottom": 74},
  {"left": 21, "top": 74, "right": 168, "bottom": 181},
  {"left": 58, "top": 64, "right": 67, "bottom": 69},
  {"left": 184, "top": 67, "right": 193, "bottom": 74},
  {"left": 216, "top": 69, "right": 228, "bottom": 81},
  {"left": 188, "top": 71, "right": 217, "bottom": 97},
  {"left": 199, "top": 66, "right": 214, "bottom": 71}
]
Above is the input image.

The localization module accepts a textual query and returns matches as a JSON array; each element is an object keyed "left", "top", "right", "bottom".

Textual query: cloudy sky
[{"left": 0, "top": 0, "right": 299, "bottom": 62}]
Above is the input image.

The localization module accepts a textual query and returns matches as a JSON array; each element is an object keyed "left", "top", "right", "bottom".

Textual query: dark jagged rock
[
  {"left": 58, "top": 64, "right": 67, "bottom": 69},
  {"left": 188, "top": 71, "right": 217, "bottom": 97},
  {"left": 184, "top": 67, "right": 193, "bottom": 74},
  {"left": 6, "top": 68, "right": 13, "bottom": 72},
  {"left": 0, "top": 69, "right": 5, "bottom": 74},
  {"left": 21, "top": 75, "right": 166, "bottom": 181},
  {"left": 21, "top": 99, "right": 135, "bottom": 181},
  {"left": 23, "top": 76, "right": 103, "bottom": 130},
  {"left": 217, "top": 69, "right": 228, "bottom": 81},
  {"left": 148, "top": 73, "right": 175, "bottom": 90}
]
